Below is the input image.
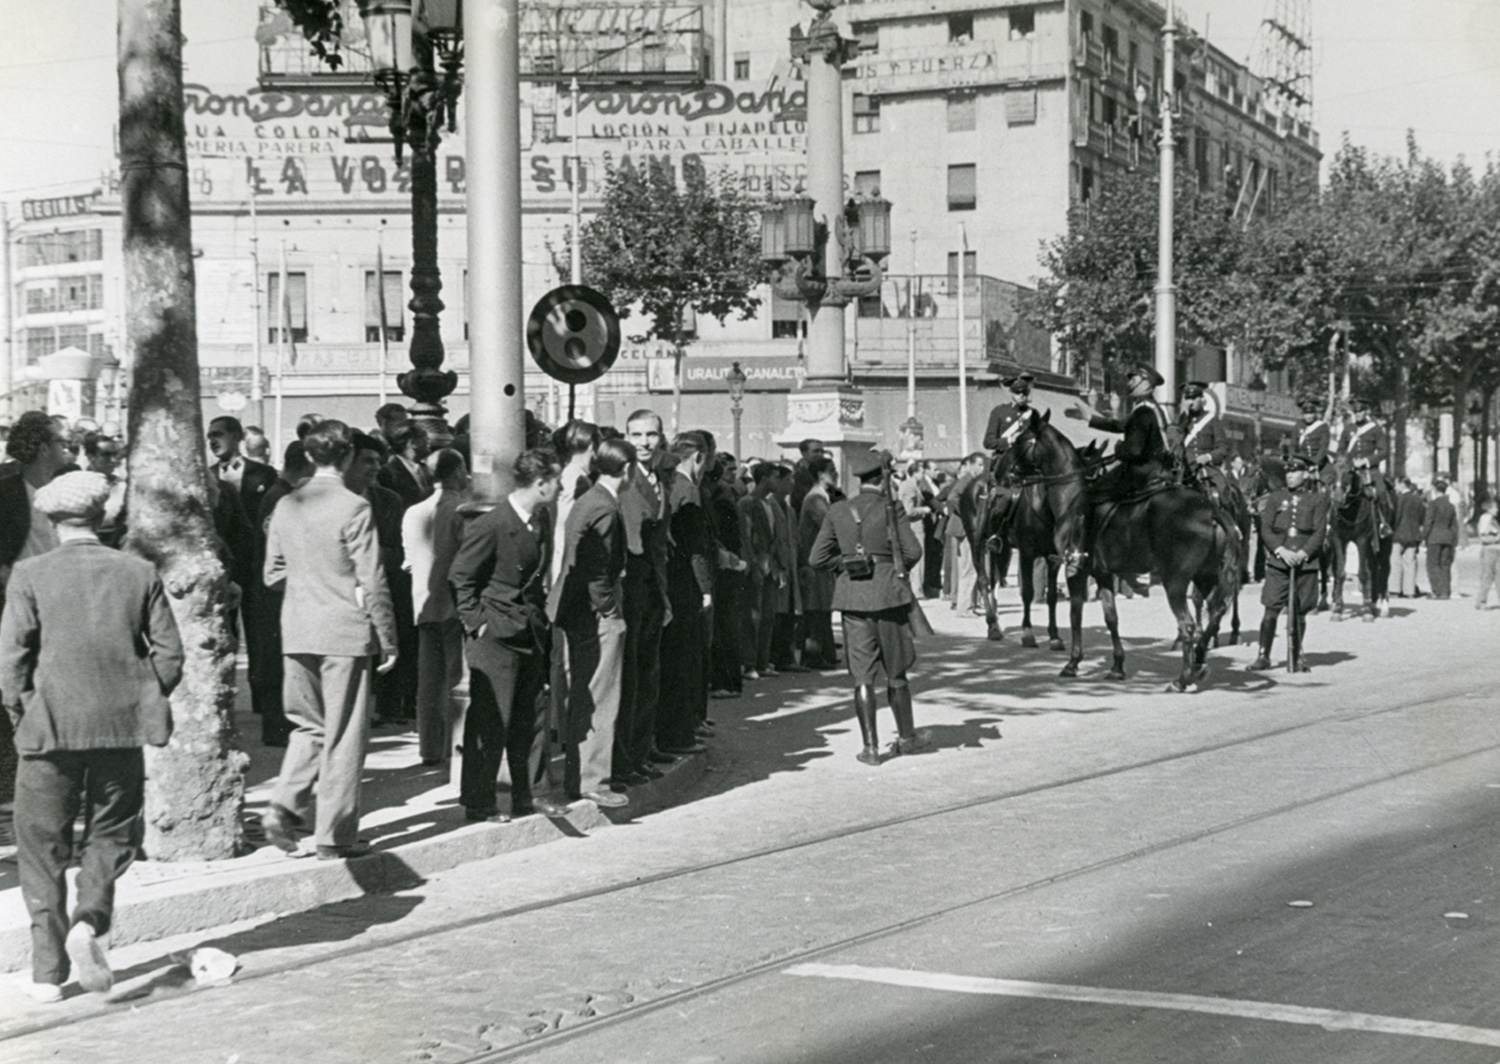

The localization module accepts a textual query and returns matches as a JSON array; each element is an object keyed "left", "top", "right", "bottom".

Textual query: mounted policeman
[
  {"left": 1296, "top": 397, "right": 1332, "bottom": 479},
  {"left": 1177, "top": 381, "right": 1231, "bottom": 505},
  {"left": 1341, "top": 396, "right": 1394, "bottom": 536},
  {"left": 982, "top": 372, "right": 1037, "bottom": 461},
  {"left": 1064, "top": 363, "right": 1175, "bottom": 498}
]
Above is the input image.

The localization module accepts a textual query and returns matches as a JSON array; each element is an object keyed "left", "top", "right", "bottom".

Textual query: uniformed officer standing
[
  {"left": 1342, "top": 397, "right": 1394, "bottom": 533},
  {"left": 1249, "top": 453, "right": 1328, "bottom": 672},
  {"left": 1178, "top": 382, "right": 1231, "bottom": 500},
  {"left": 808, "top": 448, "right": 929, "bottom": 765},
  {"left": 982, "top": 373, "right": 1036, "bottom": 456}
]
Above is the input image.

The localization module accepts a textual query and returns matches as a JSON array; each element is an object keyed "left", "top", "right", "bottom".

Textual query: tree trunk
[{"left": 120, "top": 0, "right": 246, "bottom": 860}]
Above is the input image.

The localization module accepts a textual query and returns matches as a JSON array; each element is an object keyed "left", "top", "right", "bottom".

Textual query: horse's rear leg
[
  {"left": 1100, "top": 582, "right": 1127, "bottom": 680},
  {"left": 1044, "top": 558, "right": 1066, "bottom": 651},
  {"left": 1060, "top": 572, "right": 1088, "bottom": 678},
  {"left": 1166, "top": 582, "right": 1201, "bottom": 692},
  {"left": 983, "top": 545, "right": 1003, "bottom": 641},
  {"left": 1020, "top": 555, "right": 1039, "bottom": 648}
]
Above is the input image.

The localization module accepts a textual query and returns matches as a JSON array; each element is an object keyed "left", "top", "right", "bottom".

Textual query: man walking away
[
  {"left": 1422, "top": 478, "right": 1459, "bottom": 600},
  {"left": 1392, "top": 477, "right": 1426, "bottom": 598},
  {"left": 263, "top": 421, "right": 398, "bottom": 860},
  {"left": 1, "top": 472, "right": 183, "bottom": 1000}
]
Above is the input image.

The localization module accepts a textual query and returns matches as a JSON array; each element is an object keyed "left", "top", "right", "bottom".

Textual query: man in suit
[
  {"left": 737, "top": 461, "right": 782, "bottom": 678},
  {"left": 263, "top": 420, "right": 398, "bottom": 860},
  {"left": 617, "top": 410, "right": 670, "bottom": 783},
  {"left": 254, "top": 441, "right": 316, "bottom": 746},
  {"left": 809, "top": 448, "right": 929, "bottom": 765},
  {"left": 401, "top": 448, "right": 470, "bottom": 766},
  {"left": 768, "top": 463, "right": 805, "bottom": 672},
  {"left": 0, "top": 411, "right": 71, "bottom": 600},
  {"left": 546, "top": 436, "right": 633, "bottom": 808},
  {"left": 378, "top": 420, "right": 433, "bottom": 509},
  {"left": 941, "top": 453, "right": 987, "bottom": 611},
  {"left": 1392, "top": 477, "right": 1427, "bottom": 598},
  {"left": 449, "top": 450, "right": 565, "bottom": 822},
  {"left": 790, "top": 438, "right": 826, "bottom": 515},
  {"left": 798, "top": 455, "right": 841, "bottom": 669},
  {"left": 0, "top": 471, "right": 183, "bottom": 1001},
  {"left": 208, "top": 415, "right": 282, "bottom": 742},
  {"left": 1422, "top": 477, "right": 1460, "bottom": 600},
  {"left": 655, "top": 435, "right": 717, "bottom": 756},
  {"left": 348, "top": 432, "right": 418, "bottom": 725}
]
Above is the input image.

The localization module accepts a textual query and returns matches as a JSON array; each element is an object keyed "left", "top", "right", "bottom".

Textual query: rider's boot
[
  {"left": 854, "top": 685, "right": 881, "bottom": 765},
  {"left": 1247, "top": 615, "right": 1277, "bottom": 670},
  {"left": 887, "top": 682, "right": 932, "bottom": 756}
]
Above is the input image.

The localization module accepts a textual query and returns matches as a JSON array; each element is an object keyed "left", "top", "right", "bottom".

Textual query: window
[
  {"left": 1080, "top": 11, "right": 1093, "bottom": 38},
  {"left": 946, "top": 251, "right": 977, "bottom": 293},
  {"left": 1102, "top": 95, "right": 1117, "bottom": 126},
  {"left": 56, "top": 324, "right": 87, "bottom": 352},
  {"left": 1102, "top": 24, "right": 1119, "bottom": 57},
  {"left": 24, "top": 281, "right": 59, "bottom": 315},
  {"left": 267, "top": 271, "right": 308, "bottom": 344},
  {"left": 946, "top": 93, "right": 976, "bottom": 132},
  {"left": 854, "top": 170, "right": 882, "bottom": 197},
  {"left": 59, "top": 275, "right": 103, "bottom": 312},
  {"left": 733, "top": 52, "right": 750, "bottom": 80},
  {"left": 1128, "top": 40, "right": 1139, "bottom": 79},
  {"left": 364, "top": 270, "right": 405, "bottom": 342},
  {"left": 1009, "top": 8, "right": 1035, "bottom": 40},
  {"left": 947, "top": 164, "right": 976, "bottom": 211},
  {"left": 1005, "top": 88, "right": 1038, "bottom": 126},
  {"left": 1195, "top": 134, "right": 1211, "bottom": 187},
  {"left": 853, "top": 24, "right": 879, "bottom": 54},
  {"left": 24, "top": 328, "right": 54, "bottom": 365},
  {"left": 771, "top": 291, "right": 805, "bottom": 339},
  {"left": 641, "top": 39, "right": 666, "bottom": 72},
  {"left": 948, "top": 13, "right": 973, "bottom": 41},
  {"left": 1081, "top": 165, "right": 1095, "bottom": 202},
  {"left": 21, "top": 229, "right": 102, "bottom": 267},
  {"left": 853, "top": 94, "right": 880, "bottom": 134}
]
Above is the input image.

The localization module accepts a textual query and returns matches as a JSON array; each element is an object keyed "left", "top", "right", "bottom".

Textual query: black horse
[
  {"left": 1006, "top": 412, "right": 1242, "bottom": 690},
  {"left": 1326, "top": 456, "right": 1391, "bottom": 623},
  {"left": 1182, "top": 464, "right": 1251, "bottom": 647},
  {"left": 957, "top": 472, "right": 1012, "bottom": 642}
]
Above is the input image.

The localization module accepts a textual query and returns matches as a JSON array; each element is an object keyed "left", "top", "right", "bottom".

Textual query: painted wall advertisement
[{"left": 102, "top": 81, "right": 808, "bottom": 207}]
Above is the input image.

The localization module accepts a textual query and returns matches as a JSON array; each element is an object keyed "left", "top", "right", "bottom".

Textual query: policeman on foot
[
  {"left": 1249, "top": 453, "right": 1328, "bottom": 672},
  {"left": 808, "top": 448, "right": 930, "bottom": 765}
]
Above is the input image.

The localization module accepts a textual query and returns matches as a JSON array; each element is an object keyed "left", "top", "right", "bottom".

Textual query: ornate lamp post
[
  {"left": 760, "top": 0, "right": 885, "bottom": 476},
  {"left": 1246, "top": 372, "right": 1267, "bottom": 455},
  {"left": 727, "top": 360, "right": 747, "bottom": 459},
  {"left": 362, "top": 0, "right": 464, "bottom": 444}
]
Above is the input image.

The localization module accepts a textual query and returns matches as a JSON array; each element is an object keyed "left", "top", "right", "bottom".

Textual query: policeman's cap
[
  {"left": 1348, "top": 396, "right": 1370, "bottom": 411},
  {"left": 1002, "top": 373, "right": 1034, "bottom": 393},
  {"left": 849, "top": 447, "right": 890, "bottom": 479},
  {"left": 1181, "top": 381, "right": 1209, "bottom": 399},
  {"left": 1285, "top": 453, "right": 1314, "bottom": 472},
  {"left": 1298, "top": 398, "right": 1322, "bottom": 414},
  {"left": 1127, "top": 364, "right": 1166, "bottom": 388}
]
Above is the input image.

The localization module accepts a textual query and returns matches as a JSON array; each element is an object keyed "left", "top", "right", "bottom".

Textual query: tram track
[{"left": 1, "top": 682, "right": 1490, "bottom": 1050}]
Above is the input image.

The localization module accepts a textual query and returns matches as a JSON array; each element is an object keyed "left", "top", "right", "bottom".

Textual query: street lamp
[
  {"left": 726, "top": 360, "right": 747, "bottom": 459},
  {"left": 362, "top": 0, "right": 464, "bottom": 445},
  {"left": 1246, "top": 372, "right": 1267, "bottom": 455}
]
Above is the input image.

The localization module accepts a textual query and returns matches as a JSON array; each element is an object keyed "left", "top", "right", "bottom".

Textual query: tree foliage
[{"left": 579, "top": 156, "right": 765, "bottom": 344}]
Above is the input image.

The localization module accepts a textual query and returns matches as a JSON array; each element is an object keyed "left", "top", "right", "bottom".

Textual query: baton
[{"left": 1286, "top": 558, "right": 1300, "bottom": 674}]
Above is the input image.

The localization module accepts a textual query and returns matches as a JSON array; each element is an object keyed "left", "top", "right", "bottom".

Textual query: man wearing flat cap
[
  {"left": 0, "top": 471, "right": 184, "bottom": 1001},
  {"left": 1065, "top": 363, "right": 1174, "bottom": 498},
  {"left": 982, "top": 372, "right": 1036, "bottom": 457},
  {"left": 1178, "top": 382, "right": 1231, "bottom": 503},
  {"left": 1249, "top": 453, "right": 1327, "bottom": 672},
  {"left": 809, "top": 448, "right": 930, "bottom": 765}
]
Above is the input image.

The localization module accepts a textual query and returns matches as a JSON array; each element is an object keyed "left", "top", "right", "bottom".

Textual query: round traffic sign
[{"left": 526, "top": 284, "right": 622, "bottom": 385}]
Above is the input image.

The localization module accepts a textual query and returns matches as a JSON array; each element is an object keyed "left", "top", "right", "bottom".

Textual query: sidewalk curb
[{"left": 0, "top": 746, "right": 712, "bottom": 974}]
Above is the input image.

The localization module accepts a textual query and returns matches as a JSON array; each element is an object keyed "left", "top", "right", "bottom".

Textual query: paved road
[{"left": 3, "top": 554, "right": 1498, "bottom": 1063}]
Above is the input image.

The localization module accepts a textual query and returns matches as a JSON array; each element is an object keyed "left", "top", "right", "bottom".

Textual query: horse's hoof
[
  {"left": 1021, "top": 634, "right": 1038, "bottom": 649},
  {"left": 1330, "top": 612, "right": 1344, "bottom": 623},
  {"left": 1059, "top": 663, "right": 1079, "bottom": 678},
  {"left": 1106, "top": 668, "right": 1127, "bottom": 681},
  {"left": 1049, "top": 638, "right": 1067, "bottom": 652},
  {"left": 987, "top": 628, "right": 1004, "bottom": 642},
  {"left": 1190, "top": 665, "right": 1209, "bottom": 684},
  {"left": 1362, "top": 613, "right": 1375, "bottom": 623}
]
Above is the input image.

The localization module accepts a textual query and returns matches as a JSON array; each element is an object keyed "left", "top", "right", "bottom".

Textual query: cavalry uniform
[
  {"left": 1297, "top": 404, "right": 1332, "bottom": 470},
  {"left": 808, "top": 449, "right": 927, "bottom": 765},
  {"left": 1089, "top": 395, "right": 1173, "bottom": 498},
  {"left": 1252, "top": 456, "right": 1328, "bottom": 671},
  {"left": 1343, "top": 406, "right": 1395, "bottom": 532},
  {"left": 1178, "top": 383, "right": 1231, "bottom": 501},
  {"left": 983, "top": 373, "right": 1036, "bottom": 456}
]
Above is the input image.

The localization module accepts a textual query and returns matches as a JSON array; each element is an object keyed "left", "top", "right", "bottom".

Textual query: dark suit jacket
[
  {"left": 0, "top": 462, "right": 31, "bottom": 570},
  {"left": 618, "top": 463, "right": 668, "bottom": 608},
  {"left": 1090, "top": 400, "right": 1171, "bottom": 464},
  {"left": 737, "top": 490, "right": 777, "bottom": 579},
  {"left": 450, "top": 498, "right": 552, "bottom": 653},
  {"left": 218, "top": 458, "right": 278, "bottom": 535},
  {"left": 1422, "top": 494, "right": 1459, "bottom": 546},
  {"left": 378, "top": 456, "right": 433, "bottom": 509},
  {"left": 1393, "top": 491, "right": 1426, "bottom": 547},
  {"left": 0, "top": 540, "right": 182, "bottom": 753},
  {"left": 666, "top": 472, "right": 716, "bottom": 602},
  {"left": 548, "top": 483, "right": 624, "bottom": 627}
]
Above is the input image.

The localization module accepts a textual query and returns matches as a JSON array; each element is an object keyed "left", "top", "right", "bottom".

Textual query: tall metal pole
[
  {"left": 1154, "top": 0, "right": 1178, "bottom": 416},
  {"left": 0, "top": 203, "right": 11, "bottom": 420},
  {"left": 732, "top": 399, "right": 742, "bottom": 460},
  {"left": 275, "top": 237, "right": 287, "bottom": 460},
  {"left": 906, "top": 227, "right": 917, "bottom": 424},
  {"left": 248, "top": 184, "right": 264, "bottom": 431},
  {"left": 957, "top": 224, "right": 969, "bottom": 456},
  {"left": 803, "top": 15, "right": 846, "bottom": 384},
  {"left": 566, "top": 75, "right": 583, "bottom": 427},
  {"left": 466, "top": 0, "right": 525, "bottom": 502}
]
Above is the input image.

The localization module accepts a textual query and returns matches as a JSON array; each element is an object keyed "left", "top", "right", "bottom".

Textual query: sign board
[
  {"left": 648, "top": 354, "right": 805, "bottom": 393},
  {"left": 847, "top": 44, "right": 1067, "bottom": 97},
  {"left": 21, "top": 193, "right": 99, "bottom": 221},
  {"left": 526, "top": 285, "right": 622, "bottom": 385}
]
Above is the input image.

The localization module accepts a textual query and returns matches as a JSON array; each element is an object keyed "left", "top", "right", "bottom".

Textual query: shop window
[{"left": 365, "top": 270, "right": 405, "bottom": 342}]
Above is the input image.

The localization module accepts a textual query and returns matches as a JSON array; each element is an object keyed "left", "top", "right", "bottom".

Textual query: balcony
[{"left": 851, "top": 274, "right": 1052, "bottom": 375}]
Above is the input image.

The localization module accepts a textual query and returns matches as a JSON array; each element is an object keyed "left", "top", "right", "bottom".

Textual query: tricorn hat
[{"left": 849, "top": 447, "right": 890, "bottom": 479}]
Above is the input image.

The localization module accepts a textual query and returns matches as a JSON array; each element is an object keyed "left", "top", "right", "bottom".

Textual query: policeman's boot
[
  {"left": 854, "top": 686, "right": 882, "bottom": 766},
  {"left": 1291, "top": 619, "right": 1311, "bottom": 673},
  {"left": 888, "top": 682, "right": 932, "bottom": 756},
  {"left": 1247, "top": 615, "right": 1277, "bottom": 671}
]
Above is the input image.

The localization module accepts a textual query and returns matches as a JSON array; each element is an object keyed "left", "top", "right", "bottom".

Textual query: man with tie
[
  {"left": 378, "top": 420, "right": 433, "bottom": 509},
  {"left": 546, "top": 437, "right": 633, "bottom": 809},
  {"left": 737, "top": 462, "right": 782, "bottom": 678},
  {"left": 207, "top": 415, "right": 282, "bottom": 743},
  {"left": 449, "top": 450, "right": 564, "bottom": 821},
  {"left": 616, "top": 410, "right": 671, "bottom": 783}
]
